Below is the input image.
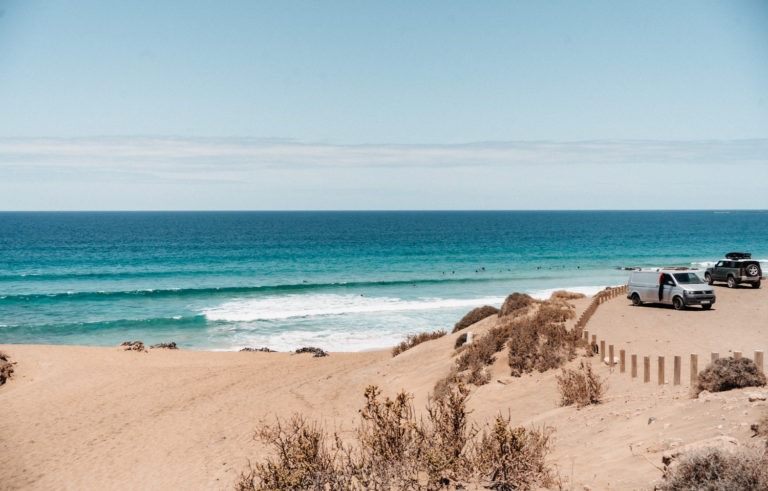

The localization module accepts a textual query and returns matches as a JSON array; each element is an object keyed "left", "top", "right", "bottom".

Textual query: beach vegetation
[
  {"left": 507, "top": 305, "right": 584, "bottom": 377},
  {"left": 695, "top": 357, "right": 767, "bottom": 396},
  {"left": 498, "top": 293, "right": 535, "bottom": 317},
  {"left": 452, "top": 305, "right": 499, "bottom": 333},
  {"left": 237, "top": 384, "right": 555, "bottom": 490},
  {"left": 240, "top": 347, "right": 276, "bottom": 352},
  {"left": 752, "top": 411, "right": 768, "bottom": 442},
  {"left": 392, "top": 330, "right": 447, "bottom": 357},
  {"left": 475, "top": 414, "right": 555, "bottom": 491},
  {"left": 556, "top": 360, "right": 606, "bottom": 407},
  {"left": 150, "top": 342, "right": 178, "bottom": 349},
  {"left": 0, "top": 351, "right": 13, "bottom": 385},
  {"left": 295, "top": 347, "right": 329, "bottom": 357},
  {"left": 550, "top": 290, "right": 586, "bottom": 301},
  {"left": 121, "top": 340, "right": 146, "bottom": 352},
  {"left": 657, "top": 446, "right": 768, "bottom": 491}
]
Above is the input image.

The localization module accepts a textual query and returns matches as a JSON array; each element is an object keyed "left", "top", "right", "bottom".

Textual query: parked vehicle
[
  {"left": 626, "top": 268, "right": 715, "bottom": 310},
  {"left": 704, "top": 252, "right": 762, "bottom": 289}
]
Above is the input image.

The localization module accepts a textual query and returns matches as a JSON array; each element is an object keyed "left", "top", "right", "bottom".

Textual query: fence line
[
  {"left": 574, "top": 284, "right": 627, "bottom": 330},
  {"left": 573, "top": 285, "right": 766, "bottom": 386}
]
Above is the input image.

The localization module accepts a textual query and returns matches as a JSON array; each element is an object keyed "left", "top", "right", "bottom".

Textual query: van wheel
[
  {"left": 704, "top": 273, "right": 713, "bottom": 285},
  {"left": 727, "top": 276, "right": 737, "bottom": 288},
  {"left": 673, "top": 296, "right": 685, "bottom": 310},
  {"left": 631, "top": 293, "right": 642, "bottom": 306},
  {"left": 702, "top": 304, "right": 712, "bottom": 310}
]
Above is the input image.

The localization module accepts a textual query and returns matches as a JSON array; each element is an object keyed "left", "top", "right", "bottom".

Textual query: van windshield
[{"left": 673, "top": 273, "right": 704, "bottom": 284}]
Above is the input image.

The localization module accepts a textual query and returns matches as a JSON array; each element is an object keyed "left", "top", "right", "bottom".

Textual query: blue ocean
[{"left": 1, "top": 211, "right": 766, "bottom": 351}]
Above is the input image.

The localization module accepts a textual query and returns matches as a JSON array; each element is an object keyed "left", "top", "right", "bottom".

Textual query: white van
[{"left": 626, "top": 268, "right": 716, "bottom": 310}]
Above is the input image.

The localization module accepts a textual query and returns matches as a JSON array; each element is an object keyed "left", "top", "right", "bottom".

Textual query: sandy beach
[{"left": 1, "top": 286, "right": 767, "bottom": 490}]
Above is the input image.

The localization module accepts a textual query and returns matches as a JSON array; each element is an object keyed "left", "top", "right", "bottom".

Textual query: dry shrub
[
  {"left": 550, "top": 290, "right": 586, "bottom": 301},
  {"left": 452, "top": 305, "right": 499, "bottom": 333},
  {"left": 454, "top": 333, "right": 467, "bottom": 349},
  {"left": 556, "top": 361, "right": 605, "bottom": 407},
  {"left": 506, "top": 319, "right": 540, "bottom": 377},
  {"left": 753, "top": 412, "right": 768, "bottom": 441},
  {"left": 239, "top": 385, "right": 556, "bottom": 490},
  {"left": 236, "top": 415, "right": 343, "bottom": 491},
  {"left": 0, "top": 351, "right": 13, "bottom": 385},
  {"left": 536, "top": 300, "right": 575, "bottom": 324},
  {"left": 454, "top": 323, "right": 510, "bottom": 386},
  {"left": 696, "top": 357, "right": 767, "bottom": 396},
  {"left": 421, "top": 383, "right": 476, "bottom": 487},
  {"left": 658, "top": 446, "right": 768, "bottom": 491},
  {"left": 507, "top": 306, "right": 584, "bottom": 377},
  {"left": 475, "top": 414, "right": 555, "bottom": 491},
  {"left": 498, "top": 293, "right": 535, "bottom": 317},
  {"left": 392, "top": 330, "right": 446, "bottom": 357}
]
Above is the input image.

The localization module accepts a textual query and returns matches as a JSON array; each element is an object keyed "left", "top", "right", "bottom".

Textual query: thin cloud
[{"left": 1, "top": 137, "right": 766, "bottom": 183}]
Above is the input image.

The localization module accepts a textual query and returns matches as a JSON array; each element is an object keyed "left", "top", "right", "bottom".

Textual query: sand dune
[{"left": 1, "top": 286, "right": 766, "bottom": 490}]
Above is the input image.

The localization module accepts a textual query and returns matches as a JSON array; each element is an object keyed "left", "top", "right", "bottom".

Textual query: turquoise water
[{"left": 1, "top": 211, "right": 766, "bottom": 351}]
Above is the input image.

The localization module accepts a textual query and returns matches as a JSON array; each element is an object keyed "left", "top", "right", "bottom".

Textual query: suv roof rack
[{"left": 725, "top": 252, "right": 751, "bottom": 259}]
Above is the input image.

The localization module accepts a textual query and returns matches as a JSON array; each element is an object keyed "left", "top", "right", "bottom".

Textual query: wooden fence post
[
  {"left": 644, "top": 356, "right": 650, "bottom": 383},
  {"left": 600, "top": 340, "right": 605, "bottom": 357},
  {"left": 734, "top": 351, "right": 742, "bottom": 360},
  {"left": 690, "top": 354, "right": 698, "bottom": 386},
  {"left": 631, "top": 354, "right": 638, "bottom": 378},
  {"left": 609, "top": 345, "right": 615, "bottom": 367},
  {"left": 673, "top": 356, "right": 681, "bottom": 385},
  {"left": 620, "top": 349, "right": 626, "bottom": 373},
  {"left": 755, "top": 351, "right": 764, "bottom": 375},
  {"left": 711, "top": 352, "right": 719, "bottom": 364},
  {"left": 658, "top": 356, "right": 665, "bottom": 385}
]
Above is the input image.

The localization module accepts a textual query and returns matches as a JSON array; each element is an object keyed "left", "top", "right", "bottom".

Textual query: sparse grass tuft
[
  {"left": 696, "top": 357, "right": 767, "bottom": 396},
  {"left": 391, "top": 330, "right": 446, "bottom": 357},
  {"left": 556, "top": 361, "right": 606, "bottom": 407},
  {"left": 453, "top": 305, "right": 499, "bottom": 333}
]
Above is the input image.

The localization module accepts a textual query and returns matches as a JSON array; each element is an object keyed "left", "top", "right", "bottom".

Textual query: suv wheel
[
  {"left": 672, "top": 296, "right": 685, "bottom": 310},
  {"left": 754, "top": 280, "right": 761, "bottom": 289},
  {"left": 704, "top": 273, "right": 713, "bottom": 285},
  {"left": 727, "top": 276, "right": 737, "bottom": 288},
  {"left": 746, "top": 264, "right": 760, "bottom": 277}
]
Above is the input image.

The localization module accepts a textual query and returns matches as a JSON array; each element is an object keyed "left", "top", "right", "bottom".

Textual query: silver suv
[{"left": 705, "top": 252, "right": 762, "bottom": 289}]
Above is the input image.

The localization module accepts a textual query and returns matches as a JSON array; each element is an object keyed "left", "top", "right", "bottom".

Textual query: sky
[{"left": 0, "top": 0, "right": 767, "bottom": 210}]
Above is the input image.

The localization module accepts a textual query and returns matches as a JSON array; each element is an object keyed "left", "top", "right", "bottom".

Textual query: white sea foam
[{"left": 202, "top": 293, "right": 506, "bottom": 322}]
